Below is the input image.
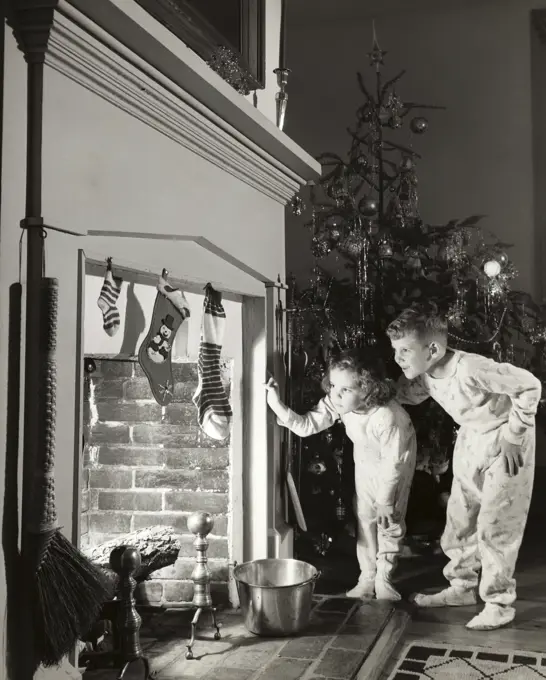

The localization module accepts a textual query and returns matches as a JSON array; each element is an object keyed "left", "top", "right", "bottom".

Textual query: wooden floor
[{"left": 379, "top": 529, "right": 546, "bottom": 678}]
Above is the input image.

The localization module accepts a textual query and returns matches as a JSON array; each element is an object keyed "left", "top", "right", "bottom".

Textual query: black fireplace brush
[{"left": 26, "top": 278, "right": 112, "bottom": 668}]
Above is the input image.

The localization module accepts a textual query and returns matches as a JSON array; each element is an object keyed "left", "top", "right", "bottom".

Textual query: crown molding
[{"left": 44, "top": 3, "right": 311, "bottom": 204}]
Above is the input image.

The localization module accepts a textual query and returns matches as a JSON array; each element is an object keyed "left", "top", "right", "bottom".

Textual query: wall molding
[{"left": 45, "top": 8, "right": 302, "bottom": 204}]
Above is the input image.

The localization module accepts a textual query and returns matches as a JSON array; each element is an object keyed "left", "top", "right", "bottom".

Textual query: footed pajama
[
  {"left": 398, "top": 349, "right": 541, "bottom": 622},
  {"left": 278, "top": 398, "right": 416, "bottom": 592}
]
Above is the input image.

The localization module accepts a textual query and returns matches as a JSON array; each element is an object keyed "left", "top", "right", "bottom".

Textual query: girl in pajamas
[
  {"left": 265, "top": 349, "right": 416, "bottom": 601},
  {"left": 387, "top": 305, "right": 542, "bottom": 630}
]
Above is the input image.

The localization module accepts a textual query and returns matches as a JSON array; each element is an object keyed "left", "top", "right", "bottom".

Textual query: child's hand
[
  {"left": 500, "top": 438, "right": 524, "bottom": 476},
  {"left": 264, "top": 376, "right": 282, "bottom": 408},
  {"left": 377, "top": 504, "right": 396, "bottom": 531}
]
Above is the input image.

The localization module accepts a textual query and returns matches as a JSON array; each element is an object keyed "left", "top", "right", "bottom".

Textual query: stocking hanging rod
[{"left": 84, "top": 253, "right": 247, "bottom": 303}]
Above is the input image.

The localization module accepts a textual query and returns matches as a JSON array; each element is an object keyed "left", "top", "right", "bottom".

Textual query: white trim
[{"left": 46, "top": 5, "right": 317, "bottom": 204}]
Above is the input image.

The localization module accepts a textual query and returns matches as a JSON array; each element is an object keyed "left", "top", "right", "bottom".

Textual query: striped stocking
[
  {"left": 97, "top": 261, "right": 122, "bottom": 337},
  {"left": 193, "top": 284, "right": 232, "bottom": 441}
]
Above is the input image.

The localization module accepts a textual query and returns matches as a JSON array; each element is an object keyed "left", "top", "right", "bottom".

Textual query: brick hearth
[{"left": 81, "top": 357, "right": 232, "bottom": 607}]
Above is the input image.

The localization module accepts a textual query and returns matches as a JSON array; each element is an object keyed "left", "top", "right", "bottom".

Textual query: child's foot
[
  {"left": 346, "top": 580, "right": 375, "bottom": 599},
  {"left": 465, "top": 603, "right": 515, "bottom": 630},
  {"left": 375, "top": 578, "right": 401, "bottom": 602},
  {"left": 412, "top": 586, "right": 478, "bottom": 608}
]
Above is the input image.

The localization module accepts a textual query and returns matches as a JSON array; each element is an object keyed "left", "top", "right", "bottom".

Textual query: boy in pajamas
[{"left": 387, "top": 306, "right": 541, "bottom": 630}]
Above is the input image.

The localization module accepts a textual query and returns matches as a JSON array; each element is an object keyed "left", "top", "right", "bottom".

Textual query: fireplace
[{"left": 80, "top": 271, "right": 242, "bottom": 607}]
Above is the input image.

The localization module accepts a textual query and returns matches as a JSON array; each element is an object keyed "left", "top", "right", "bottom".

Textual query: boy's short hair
[
  {"left": 386, "top": 303, "right": 448, "bottom": 343},
  {"left": 321, "top": 348, "right": 396, "bottom": 408}
]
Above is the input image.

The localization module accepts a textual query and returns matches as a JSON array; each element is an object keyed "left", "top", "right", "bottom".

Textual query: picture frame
[{"left": 133, "top": 0, "right": 266, "bottom": 91}]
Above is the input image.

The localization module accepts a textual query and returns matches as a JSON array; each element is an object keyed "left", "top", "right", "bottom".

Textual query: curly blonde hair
[{"left": 321, "top": 349, "right": 396, "bottom": 409}]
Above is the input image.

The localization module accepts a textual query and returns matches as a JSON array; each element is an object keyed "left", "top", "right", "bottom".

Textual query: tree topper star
[{"left": 368, "top": 39, "right": 387, "bottom": 68}]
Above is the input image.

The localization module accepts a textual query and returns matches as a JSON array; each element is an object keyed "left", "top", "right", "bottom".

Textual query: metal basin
[{"left": 234, "top": 558, "right": 320, "bottom": 636}]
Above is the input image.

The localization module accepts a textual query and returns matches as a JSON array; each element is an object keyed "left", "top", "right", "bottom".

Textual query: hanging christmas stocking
[
  {"left": 97, "top": 258, "right": 123, "bottom": 337},
  {"left": 138, "top": 270, "right": 190, "bottom": 406},
  {"left": 193, "top": 284, "right": 232, "bottom": 441}
]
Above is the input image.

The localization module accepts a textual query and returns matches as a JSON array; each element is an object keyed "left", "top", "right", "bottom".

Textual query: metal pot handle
[{"left": 312, "top": 570, "right": 321, "bottom": 582}]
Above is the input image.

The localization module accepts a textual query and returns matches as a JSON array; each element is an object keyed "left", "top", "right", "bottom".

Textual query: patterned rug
[{"left": 387, "top": 641, "right": 546, "bottom": 679}]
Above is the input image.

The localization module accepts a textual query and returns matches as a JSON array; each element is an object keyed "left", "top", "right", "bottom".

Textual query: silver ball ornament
[
  {"left": 359, "top": 197, "right": 379, "bottom": 217},
  {"left": 378, "top": 239, "right": 393, "bottom": 258},
  {"left": 410, "top": 116, "right": 429, "bottom": 134}
]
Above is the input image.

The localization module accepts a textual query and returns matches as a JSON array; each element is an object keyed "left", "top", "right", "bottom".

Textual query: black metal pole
[{"left": 20, "top": 52, "right": 46, "bottom": 679}]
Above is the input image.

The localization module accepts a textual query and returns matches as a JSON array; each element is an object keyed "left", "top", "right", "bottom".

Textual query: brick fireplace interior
[{"left": 81, "top": 357, "right": 233, "bottom": 607}]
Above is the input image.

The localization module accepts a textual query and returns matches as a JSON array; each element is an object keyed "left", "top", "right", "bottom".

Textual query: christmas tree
[{"left": 285, "top": 32, "right": 546, "bottom": 559}]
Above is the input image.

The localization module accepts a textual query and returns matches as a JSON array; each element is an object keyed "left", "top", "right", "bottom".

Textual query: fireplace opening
[
  {"left": 80, "top": 355, "right": 234, "bottom": 607},
  {"left": 79, "top": 273, "right": 242, "bottom": 606}
]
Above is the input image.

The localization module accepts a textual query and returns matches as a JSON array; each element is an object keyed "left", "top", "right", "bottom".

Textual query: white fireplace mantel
[
  {"left": 48, "top": 0, "right": 321, "bottom": 214},
  {"left": 26, "top": 0, "right": 321, "bottom": 568}
]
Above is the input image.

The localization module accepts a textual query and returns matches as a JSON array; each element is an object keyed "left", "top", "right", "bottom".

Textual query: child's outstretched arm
[
  {"left": 265, "top": 376, "right": 338, "bottom": 437},
  {"left": 464, "top": 354, "right": 542, "bottom": 475}
]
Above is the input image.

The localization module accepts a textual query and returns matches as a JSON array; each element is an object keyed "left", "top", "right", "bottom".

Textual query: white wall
[
  {"left": 286, "top": 0, "right": 542, "bottom": 298},
  {"left": 41, "top": 63, "right": 285, "bottom": 285}
]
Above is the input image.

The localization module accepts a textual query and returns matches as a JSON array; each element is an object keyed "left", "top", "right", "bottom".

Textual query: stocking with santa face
[{"left": 138, "top": 270, "right": 190, "bottom": 405}]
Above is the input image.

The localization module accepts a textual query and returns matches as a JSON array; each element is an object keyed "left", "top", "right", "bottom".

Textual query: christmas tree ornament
[
  {"left": 378, "top": 238, "right": 393, "bottom": 258},
  {"left": 335, "top": 497, "right": 346, "bottom": 521},
  {"left": 328, "top": 180, "right": 348, "bottom": 201},
  {"left": 308, "top": 457, "right": 327, "bottom": 475},
  {"left": 97, "top": 258, "right": 123, "bottom": 337},
  {"left": 355, "top": 154, "right": 369, "bottom": 171},
  {"left": 520, "top": 307, "right": 535, "bottom": 334},
  {"left": 326, "top": 214, "right": 344, "bottom": 230},
  {"left": 400, "top": 156, "right": 415, "bottom": 172},
  {"left": 488, "top": 278, "right": 504, "bottom": 299},
  {"left": 193, "top": 284, "right": 233, "bottom": 440},
  {"left": 531, "top": 327, "right": 546, "bottom": 345},
  {"left": 484, "top": 259, "right": 501, "bottom": 278},
  {"left": 378, "top": 106, "right": 391, "bottom": 125},
  {"left": 138, "top": 270, "right": 190, "bottom": 406},
  {"left": 447, "top": 304, "right": 465, "bottom": 329},
  {"left": 311, "top": 235, "right": 331, "bottom": 259},
  {"left": 389, "top": 115, "right": 402, "bottom": 129},
  {"left": 492, "top": 341, "right": 503, "bottom": 361},
  {"left": 359, "top": 197, "right": 379, "bottom": 216},
  {"left": 410, "top": 116, "right": 429, "bottom": 134},
  {"left": 342, "top": 234, "right": 364, "bottom": 258},
  {"left": 329, "top": 227, "right": 341, "bottom": 242},
  {"left": 290, "top": 195, "right": 305, "bottom": 216},
  {"left": 405, "top": 247, "right": 422, "bottom": 271}
]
